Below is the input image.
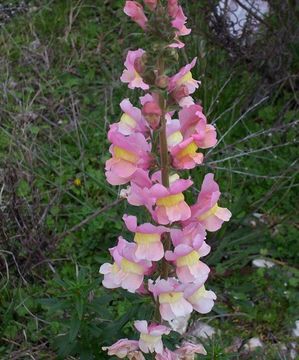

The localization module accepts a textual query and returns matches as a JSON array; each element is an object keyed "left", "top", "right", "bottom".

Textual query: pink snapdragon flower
[
  {"left": 166, "top": 119, "right": 183, "bottom": 148},
  {"left": 167, "top": 0, "right": 179, "bottom": 18},
  {"left": 150, "top": 178, "right": 193, "bottom": 224},
  {"left": 174, "top": 342, "right": 207, "bottom": 358},
  {"left": 102, "top": 338, "right": 139, "bottom": 358},
  {"left": 179, "top": 104, "right": 217, "bottom": 148},
  {"left": 170, "top": 137, "right": 204, "bottom": 169},
  {"left": 170, "top": 223, "right": 206, "bottom": 249},
  {"left": 170, "top": 85, "right": 194, "bottom": 107},
  {"left": 165, "top": 243, "right": 210, "bottom": 283},
  {"left": 120, "top": 49, "right": 149, "bottom": 90},
  {"left": 99, "top": 237, "right": 152, "bottom": 293},
  {"left": 171, "top": 6, "right": 191, "bottom": 37},
  {"left": 105, "top": 129, "right": 151, "bottom": 185},
  {"left": 123, "top": 214, "right": 168, "bottom": 261},
  {"left": 128, "top": 351, "right": 146, "bottom": 360},
  {"left": 184, "top": 283, "right": 217, "bottom": 314},
  {"left": 144, "top": 0, "right": 157, "bottom": 11},
  {"left": 156, "top": 348, "right": 179, "bottom": 360},
  {"left": 110, "top": 99, "right": 147, "bottom": 136},
  {"left": 135, "top": 320, "right": 171, "bottom": 354},
  {"left": 124, "top": 1, "right": 148, "bottom": 30},
  {"left": 169, "top": 58, "right": 200, "bottom": 101},
  {"left": 142, "top": 101, "right": 162, "bottom": 130},
  {"left": 149, "top": 278, "right": 193, "bottom": 321},
  {"left": 186, "top": 173, "right": 232, "bottom": 231}
]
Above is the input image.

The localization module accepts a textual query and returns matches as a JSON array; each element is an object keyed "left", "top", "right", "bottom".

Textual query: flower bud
[
  {"left": 168, "top": 0, "right": 179, "bottom": 18},
  {"left": 142, "top": 101, "right": 162, "bottom": 129},
  {"left": 134, "top": 53, "right": 147, "bottom": 74},
  {"left": 155, "top": 75, "right": 169, "bottom": 88},
  {"left": 124, "top": 1, "right": 148, "bottom": 30},
  {"left": 171, "top": 84, "right": 189, "bottom": 102},
  {"left": 143, "top": 0, "right": 157, "bottom": 11}
]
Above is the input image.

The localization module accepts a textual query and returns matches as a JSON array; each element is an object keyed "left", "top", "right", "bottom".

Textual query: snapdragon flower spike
[
  {"left": 165, "top": 243, "right": 210, "bottom": 283},
  {"left": 110, "top": 99, "right": 148, "bottom": 136},
  {"left": 102, "top": 339, "right": 139, "bottom": 359},
  {"left": 124, "top": 1, "right": 148, "bottom": 30},
  {"left": 123, "top": 214, "right": 169, "bottom": 261},
  {"left": 120, "top": 49, "right": 149, "bottom": 90},
  {"left": 179, "top": 104, "right": 217, "bottom": 148},
  {"left": 99, "top": 237, "right": 152, "bottom": 293},
  {"left": 134, "top": 320, "right": 171, "bottom": 354},
  {"left": 150, "top": 178, "right": 192, "bottom": 224},
  {"left": 184, "top": 283, "right": 217, "bottom": 314},
  {"left": 186, "top": 173, "right": 232, "bottom": 231},
  {"left": 105, "top": 129, "right": 151, "bottom": 185},
  {"left": 149, "top": 278, "right": 193, "bottom": 321}
]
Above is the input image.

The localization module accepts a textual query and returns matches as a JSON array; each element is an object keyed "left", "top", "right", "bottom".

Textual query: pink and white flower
[
  {"left": 110, "top": 99, "right": 147, "bottom": 136},
  {"left": 102, "top": 338, "right": 139, "bottom": 358},
  {"left": 179, "top": 104, "right": 217, "bottom": 148},
  {"left": 170, "top": 223, "right": 206, "bottom": 249},
  {"left": 149, "top": 278, "right": 193, "bottom": 321},
  {"left": 120, "top": 49, "right": 149, "bottom": 90},
  {"left": 186, "top": 173, "right": 232, "bottom": 231},
  {"left": 123, "top": 214, "right": 169, "bottom": 261},
  {"left": 99, "top": 237, "right": 152, "bottom": 293},
  {"left": 166, "top": 119, "right": 183, "bottom": 149},
  {"left": 170, "top": 85, "right": 195, "bottom": 107},
  {"left": 167, "top": 0, "right": 179, "bottom": 19},
  {"left": 142, "top": 100, "right": 162, "bottom": 130},
  {"left": 171, "top": 6, "right": 191, "bottom": 37},
  {"left": 105, "top": 129, "right": 151, "bottom": 185},
  {"left": 150, "top": 178, "right": 193, "bottom": 224},
  {"left": 128, "top": 351, "right": 146, "bottom": 360},
  {"left": 171, "top": 137, "right": 204, "bottom": 169},
  {"left": 156, "top": 348, "right": 179, "bottom": 360},
  {"left": 184, "top": 283, "right": 217, "bottom": 314},
  {"left": 134, "top": 320, "right": 171, "bottom": 354},
  {"left": 165, "top": 244, "right": 210, "bottom": 283},
  {"left": 174, "top": 342, "right": 207, "bottom": 359},
  {"left": 124, "top": 1, "right": 148, "bottom": 30},
  {"left": 168, "top": 58, "right": 200, "bottom": 97}
]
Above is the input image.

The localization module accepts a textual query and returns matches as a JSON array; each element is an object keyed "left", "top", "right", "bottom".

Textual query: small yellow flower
[{"left": 73, "top": 178, "right": 82, "bottom": 187}]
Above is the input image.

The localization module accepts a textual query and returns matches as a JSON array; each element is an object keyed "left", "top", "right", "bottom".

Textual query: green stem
[{"left": 158, "top": 95, "right": 171, "bottom": 280}]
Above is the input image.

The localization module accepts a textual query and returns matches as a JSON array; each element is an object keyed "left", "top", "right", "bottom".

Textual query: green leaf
[
  {"left": 69, "top": 317, "right": 81, "bottom": 342},
  {"left": 76, "top": 297, "right": 84, "bottom": 320}
]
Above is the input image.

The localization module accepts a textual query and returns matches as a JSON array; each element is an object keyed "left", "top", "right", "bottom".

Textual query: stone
[
  {"left": 244, "top": 337, "right": 263, "bottom": 351},
  {"left": 188, "top": 321, "right": 217, "bottom": 339},
  {"left": 252, "top": 258, "right": 275, "bottom": 268}
]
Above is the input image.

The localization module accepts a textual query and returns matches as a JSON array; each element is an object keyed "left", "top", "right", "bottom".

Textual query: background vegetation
[{"left": 0, "top": 0, "right": 298, "bottom": 359}]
